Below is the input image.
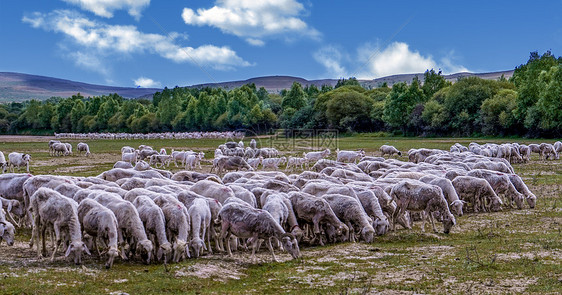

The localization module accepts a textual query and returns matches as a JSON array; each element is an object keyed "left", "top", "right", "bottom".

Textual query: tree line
[{"left": 2, "top": 51, "right": 560, "bottom": 137}]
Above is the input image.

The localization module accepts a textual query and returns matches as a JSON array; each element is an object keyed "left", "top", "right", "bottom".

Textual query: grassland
[{"left": 0, "top": 135, "right": 560, "bottom": 294}]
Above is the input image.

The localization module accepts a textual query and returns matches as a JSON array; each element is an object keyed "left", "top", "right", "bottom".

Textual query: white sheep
[
  {"left": 380, "top": 145, "right": 402, "bottom": 157},
  {"left": 336, "top": 150, "right": 365, "bottom": 163},
  {"left": 323, "top": 194, "right": 375, "bottom": 243},
  {"left": 0, "top": 208, "right": 15, "bottom": 246},
  {"left": 152, "top": 194, "right": 191, "bottom": 262},
  {"left": 131, "top": 195, "right": 173, "bottom": 263},
  {"left": 187, "top": 198, "right": 212, "bottom": 258},
  {"left": 0, "top": 151, "right": 7, "bottom": 173},
  {"left": 8, "top": 152, "right": 31, "bottom": 173}
]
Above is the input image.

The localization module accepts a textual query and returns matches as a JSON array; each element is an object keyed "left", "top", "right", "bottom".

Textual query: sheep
[
  {"left": 336, "top": 150, "right": 365, "bottom": 163},
  {"left": 48, "top": 140, "right": 61, "bottom": 156},
  {"left": 322, "top": 194, "right": 375, "bottom": 243},
  {"left": 471, "top": 161, "right": 513, "bottom": 173},
  {"left": 380, "top": 145, "right": 402, "bottom": 157},
  {"left": 160, "top": 148, "right": 167, "bottom": 155},
  {"left": 138, "top": 149, "right": 159, "bottom": 161},
  {"left": 419, "top": 175, "right": 464, "bottom": 216},
  {"left": 65, "top": 143, "right": 73, "bottom": 155},
  {"left": 131, "top": 196, "right": 172, "bottom": 263},
  {"left": 554, "top": 141, "right": 562, "bottom": 154},
  {"left": 122, "top": 150, "right": 139, "bottom": 165},
  {"left": 218, "top": 202, "right": 300, "bottom": 262},
  {"left": 29, "top": 188, "right": 91, "bottom": 263},
  {"left": 247, "top": 156, "right": 263, "bottom": 170},
  {"left": 177, "top": 191, "right": 223, "bottom": 253},
  {"left": 97, "top": 168, "right": 165, "bottom": 182},
  {"left": 184, "top": 152, "right": 204, "bottom": 170},
  {"left": 149, "top": 154, "right": 172, "bottom": 168},
  {"left": 353, "top": 189, "right": 390, "bottom": 236},
  {"left": 519, "top": 145, "right": 531, "bottom": 162},
  {"left": 211, "top": 156, "right": 253, "bottom": 175},
  {"left": 451, "top": 176, "right": 503, "bottom": 212},
  {"left": 288, "top": 191, "right": 348, "bottom": 245},
  {"left": 152, "top": 194, "right": 191, "bottom": 262},
  {"left": 390, "top": 180, "right": 456, "bottom": 234},
  {"left": 93, "top": 193, "right": 154, "bottom": 264},
  {"left": 227, "top": 184, "right": 258, "bottom": 207},
  {"left": 75, "top": 142, "right": 90, "bottom": 157},
  {"left": 52, "top": 143, "right": 70, "bottom": 156},
  {"left": 191, "top": 180, "right": 236, "bottom": 204},
  {"left": 0, "top": 209, "right": 15, "bottom": 246},
  {"left": 8, "top": 152, "right": 31, "bottom": 173},
  {"left": 285, "top": 156, "right": 307, "bottom": 171},
  {"left": 0, "top": 196, "right": 24, "bottom": 224},
  {"left": 539, "top": 143, "right": 558, "bottom": 160},
  {"left": 171, "top": 171, "right": 217, "bottom": 182},
  {"left": 0, "top": 151, "right": 7, "bottom": 173},
  {"left": 187, "top": 198, "right": 212, "bottom": 258},
  {"left": 113, "top": 161, "right": 134, "bottom": 169},
  {"left": 250, "top": 139, "right": 257, "bottom": 149},
  {"left": 466, "top": 169, "right": 525, "bottom": 209},
  {"left": 77, "top": 198, "right": 121, "bottom": 268},
  {"left": 507, "top": 174, "right": 537, "bottom": 209},
  {"left": 303, "top": 149, "right": 331, "bottom": 165}
]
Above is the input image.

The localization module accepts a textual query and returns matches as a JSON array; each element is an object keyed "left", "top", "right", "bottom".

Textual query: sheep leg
[
  {"left": 267, "top": 238, "right": 279, "bottom": 262},
  {"left": 250, "top": 234, "right": 260, "bottom": 263},
  {"left": 51, "top": 222, "right": 61, "bottom": 261},
  {"left": 428, "top": 211, "right": 437, "bottom": 233},
  {"left": 41, "top": 226, "right": 48, "bottom": 257}
]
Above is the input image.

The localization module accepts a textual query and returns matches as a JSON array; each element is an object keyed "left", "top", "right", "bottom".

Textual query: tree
[
  {"left": 281, "top": 82, "right": 307, "bottom": 111},
  {"left": 326, "top": 90, "right": 374, "bottom": 131},
  {"left": 422, "top": 69, "right": 450, "bottom": 99},
  {"left": 480, "top": 89, "right": 518, "bottom": 135},
  {"left": 382, "top": 79, "right": 424, "bottom": 132},
  {"left": 335, "top": 77, "right": 361, "bottom": 88}
]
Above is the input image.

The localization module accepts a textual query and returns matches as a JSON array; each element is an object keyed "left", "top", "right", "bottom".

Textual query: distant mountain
[
  {"left": 0, "top": 70, "right": 514, "bottom": 102},
  {"left": 191, "top": 70, "right": 515, "bottom": 92},
  {"left": 0, "top": 72, "right": 161, "bottom": 102}
]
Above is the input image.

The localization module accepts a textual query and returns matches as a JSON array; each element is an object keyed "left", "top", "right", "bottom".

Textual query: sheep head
[
  {"left": 373, "top": 218, "right": 389, "bottom": 236},
  {"left": 281, "top": 233, "right": 300, "bottom": 259},
  {"left": 138, "top": 239, "right": 153, "bottom": 264},
  {"left": 104, "top": 246, "right": 119, "bottom": 269},
  {"left": 65, "top": 240, "right": 91, "bottom": 265},
  {"left": 450, "top": 200, "right": 464, "bottom": 217},
  {"left": 442, "top": 215, "right": 456, "bottom": 234},
  {"left": 190, "top": 237, "right": 205, "bottom": 258},
  {"left": 157, "top": 242, "right": 173, "bottom": 263},
  {"left": 173, "top": 240, "right": 188, "bottom": 262},
  {"left": 526, "top": 194, "right": 536, "bottom": 209}
]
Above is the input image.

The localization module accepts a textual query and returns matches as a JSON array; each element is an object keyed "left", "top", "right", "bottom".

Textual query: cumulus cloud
[
  {"left": 134, "top": 77, "right": 161, "bottom": 88},
  {"left": 22, "top": 10, "right": 251, "bottom": 70},
  {"left": 68, "top": 50, "right": 109, "bottom": 75},
  {"left": 313, "top": 46, "right": 347, "bottom": 78},
  {"left": 182, "top": 0, "right": 320, "bottom": 46},
  {"left": 62, "top": 0, "right": 150, "bottom": 19}
]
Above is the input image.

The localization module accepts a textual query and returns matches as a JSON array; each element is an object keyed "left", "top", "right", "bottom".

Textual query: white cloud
[
  {"left": 62, "top": 0, "right": 150, "bottom": 19},
  {"left": 313, "top": 46, "right": 347, "bottom": 78},
  {"left": 182, "top": 0, "right": 320, "bottom": 46},
  {"left": 134, "top": 77, "right": 161, "bottom": 88},
  {"left": 68, "top": 50, "right": 109, "bottom": 75},
  {"left": 22, "top": 10, "right": 251, "bottom": 71}
]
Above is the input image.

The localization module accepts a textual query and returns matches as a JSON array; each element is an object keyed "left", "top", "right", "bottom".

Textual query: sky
[{"left": 1, "top": 0, "right": 561, "bottom": 88}]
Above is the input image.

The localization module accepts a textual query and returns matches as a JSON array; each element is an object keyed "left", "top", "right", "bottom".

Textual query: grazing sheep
[
  {"left": 390, "top": 180, "right": 456, "bottom": 234},
  {"left": 247, "top": 156, "right": 263, "bottom": 170},
  {"left": 152, "top": 194, "right": 191, "bottom": 262},
  {"left": 97, "top": 168, "right": 165, "bottom": 182},
  {"left": 177, "top": 191, "right": 223, "bottom": 253},
  {"left": 380, "top": 145, "right": 402, "bottom": 157},
  {"left": 113, "top": 161, "right": 134, "bottom": 169},
  {"left": 190, "top": 180, "right": 236, "bottom": 204},
  {"left": 211, "top": 156, "right": 253, "bottom": 175},
  {"left": 149, "top": 154, "right": 173, "bottom": 168},
  {"left": 77, "top": 142, "right": 91, "bottom": 156},
  {"left": 187, "top": 198, "right": 212, "bottom": 258},
  {"left": 0, "top": 196, "right": 24, "bottom": 222},
  {"left": 0, "top": 151, "right": 7, "bottom": 173},
  {"left": 48, "top": 140, "right": 61, "bottom": 156},
  {"left": 131, "top": 196, "right": 172, "bottom": 263},
  {"left": 539, "top": 143, "right": 558, "bottom": 160},
  {"left": 52, "top": 143, "right": 70, "bottom": 156},
  {"left": 219, "top": 202, "right": 300, "bottom": 262},
  {"left": 507, "top": 174, "right": 537, "bottom": 209},
  {"left": 8, "top": 152, "right": 31, "bottom": 173},
  {"left": 419, "top": 175, "right": 464, "bottom": 216},
  {"left": 0, "top": 209, "right": 15, "bottom": 246},
  {"left": 77, "top": 198, "right": 121, "bottom": 268},
  {"left": 451, "top": 176, "right": 503, "bottom": 212},
  {"left": 285, "top": 156, "right": 307, "bottom": 171},
  {"left": 288, "top": 191, "right": 348, "bottom": 245},
  {"left": 29, "top": 188, "right": 91, "bottom": 263},
  {"left": 466, "top": 169, "right": 525, "bottom": 209},
  {"left": 93, "top": 193, "right": 154, "bottom": 264},
  {"left": 354, "top": 190, "right": 390, "bottom": 236},
  {"left": 323, "top": 194, "right": 375, "bottom": 243}
]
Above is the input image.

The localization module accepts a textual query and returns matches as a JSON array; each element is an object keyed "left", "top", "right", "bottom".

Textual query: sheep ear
[
  {"left": 65, "top": 244, "right": 74, "bottom": 257},
  {"left": 83, "top": 244, "right": 92, "bottom": 255}
]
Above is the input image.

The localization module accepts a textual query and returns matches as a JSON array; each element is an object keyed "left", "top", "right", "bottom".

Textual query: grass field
[{"left": 0, "top": 135, "right": 560, "bottom": 294}]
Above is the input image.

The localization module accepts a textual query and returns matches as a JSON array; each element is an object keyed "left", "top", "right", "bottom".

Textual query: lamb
[
  {"left": 451, "top": 176, "right": 503, "bottom": 212},
  {"left": 76, "top": 142, "right": 91, "bottom": 157},
  {"left": 152, "top": 194, "right": 191, "bottom": 262},
  {"left": 419, "top": 175, "right": 464, "bottom": 216},
  {"left": 285, "top": 156, "right": 307, "bottom": 171},
  {"left": 131, "top": 196, "right": 172, "bottom": 263},
  {"left": 52, "top": 142, "right": 70, "bottom": 156},
  {"left": 0, "top": 209, "right": 15, "bottom": 246},
  {"left": 149, "top": 154, "right": 172, "bottom": 168},
  {"left": 29, "top": 188, "right": 91, "bottom": 263},
  {"left": 77, "top": 198, "right": 121, "bottom": 268},
  {"left": 390, "top": 180, "right": 456, "bottom": 234},
  {"left": 0, "top": 196, "right": 24, "bottom": 223},
  {"left": 379, "top": 145, "right": 402, "bottom": 157},
  {"left": 49, "top": 140, "right": 61, "bottom": 156},
  {"left": 138, "top": 148, "right": 159, "bottom": 161},
  {"left": 8, "top": 152, "right": 31, "bottom": 173},
  {"left": 247, "top": 156, "right": 263, "bottom": 170},
  {"left": 218, "top": 202, "right": 300, "bottom": 262},
  {"left": 322, "top": 194, "right": 375, "bottom": 243},
  {"left": 184, "top": 152, "right": 204, "bottom": 170},
  {"left": 187, "top": 198, "right": 212, "bottom": 258},
  {"left": 211, "top": 156, "right": 253, "bottom": 175},
  {"left": 303, "top": 149, "right": 331, "bottom": 164},
  {"left": 122, "top": 150, "right": 139, "bottom": 165},
  {"left": 466, "top": 169, "right": 525, "bottom": 209},
  {"left": 336, "top": 150, "right": 365, "bottom": 163},
  {"left": 93, "top": 193, "right": 154, "bottom": 264},
  {"left": 261, "top": 157, "right": 287, "bottom": 170}
]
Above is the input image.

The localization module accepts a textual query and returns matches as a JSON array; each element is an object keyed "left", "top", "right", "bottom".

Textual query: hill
[
  {"left": 0, "top": 72, "right": 161, "bottom": 102},
  {"left": 0, "top": 70, "right": 514, "bottom": 102}
]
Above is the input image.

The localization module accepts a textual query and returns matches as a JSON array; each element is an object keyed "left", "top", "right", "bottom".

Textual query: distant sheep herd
[
  {"left": 54, "top": 131, "right": 244, "bottom": 140},
  {"left": 0, "top": 137, "right": 560, "bottom": 269}
]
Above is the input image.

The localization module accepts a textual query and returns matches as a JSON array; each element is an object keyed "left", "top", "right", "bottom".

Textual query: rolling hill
[{"left": 0, "top": 70, "right": 514, "bottom": 102}]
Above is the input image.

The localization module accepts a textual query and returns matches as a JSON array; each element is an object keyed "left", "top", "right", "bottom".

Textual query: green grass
[{"left": 0, "top": 135, "right": 560, "bottom": 294}]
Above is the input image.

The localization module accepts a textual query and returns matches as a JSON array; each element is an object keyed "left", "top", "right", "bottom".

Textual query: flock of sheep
[
  {"left": 55, "top": 131, "right": 244, "bottom": 140},
  {"left": 0, "top": 138, "right": 560, "bottom": 270}
]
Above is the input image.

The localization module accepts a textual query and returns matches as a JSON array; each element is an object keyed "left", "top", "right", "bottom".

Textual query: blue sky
[{"left": 1, "top": 0, "right": 561, "bottom": 88}]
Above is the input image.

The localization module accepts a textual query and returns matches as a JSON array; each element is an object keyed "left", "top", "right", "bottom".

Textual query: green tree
[
  {"left": 422, "top": 69, "right": 450, "bottom": 99},
  {"left": 281, "top": 82, "right": 307, "bottom": 111},
  {"left": 480, "top": 89, "right": 518, "bottom": 135},
  {"left": 326, "top": 90, "right": 374, "bottom": 131}
]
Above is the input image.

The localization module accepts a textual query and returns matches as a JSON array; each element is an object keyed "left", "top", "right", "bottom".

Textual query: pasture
[{"left": 0, "top": 135, "right": 561, "bottom": 294}]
